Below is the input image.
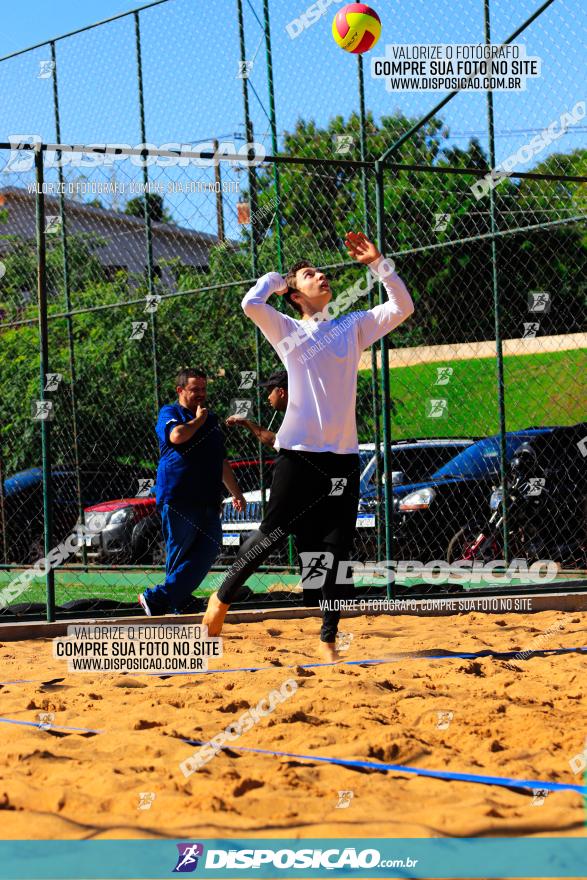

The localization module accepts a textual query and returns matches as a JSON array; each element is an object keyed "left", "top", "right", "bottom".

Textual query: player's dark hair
[
  {"left": 175, "top": 367, "right": 207, "bottom": 388},
  {"left": 284, "top": 260, "right": 313, "bottom": 316}
]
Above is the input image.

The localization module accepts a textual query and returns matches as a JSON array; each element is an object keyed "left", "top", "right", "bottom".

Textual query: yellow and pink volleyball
[{"left": 332, "top": 4, "right": 382, "bottom": 54}]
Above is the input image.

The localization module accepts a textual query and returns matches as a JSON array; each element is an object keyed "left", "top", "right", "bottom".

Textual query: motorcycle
[{"left": 447, "top": 443, "right": 587, "bottom": 568}]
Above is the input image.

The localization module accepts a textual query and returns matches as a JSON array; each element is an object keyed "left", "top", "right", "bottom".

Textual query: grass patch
[{"left": 358, "top": 349, "right": 587, "bottom": 439}]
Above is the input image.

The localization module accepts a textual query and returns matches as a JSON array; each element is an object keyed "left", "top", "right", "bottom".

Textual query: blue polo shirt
[{"left": 155, "top": 403, "right": 226, "bottom": 510}]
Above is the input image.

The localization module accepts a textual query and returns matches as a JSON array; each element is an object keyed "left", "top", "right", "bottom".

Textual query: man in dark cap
[{"left": 225, "top": 369, "right": 288, "bottom": 448}]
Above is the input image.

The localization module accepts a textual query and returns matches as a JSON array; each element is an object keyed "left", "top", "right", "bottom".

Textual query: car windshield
[
  {"left": 359, "top": 450, "right": 374, "bottom": 480},
  {"left": 359, "top": 443, "right": 470, "bottom": 492},
  {"left": 432, "top": 433, "right": 546, "bottom": 480}
]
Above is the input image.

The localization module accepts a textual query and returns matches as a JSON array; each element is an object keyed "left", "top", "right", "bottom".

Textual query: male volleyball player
[{"left": 203, "top": 231, "right": 414, "bottom": 660}]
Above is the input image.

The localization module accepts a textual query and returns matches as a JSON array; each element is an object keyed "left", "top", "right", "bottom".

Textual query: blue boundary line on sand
[
  {"left": 181, "top": 737, "right": 587, "bottom": 796},
  {"left": 1, "top": 646, "right": 585, "bottom": 685},
  {"left": 0, "top": 717, "right": 102, "bottom": 733},
  {"left": 1, "top": 643, "right": 586, "bottom": 801},
  {"left": 151, "top": 645, "right": 587, "bottom": 676},
  {"left": 0, "top": 716, "right": 582, "bottom": 797}
]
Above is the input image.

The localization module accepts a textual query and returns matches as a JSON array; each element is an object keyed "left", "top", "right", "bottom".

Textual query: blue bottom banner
[{"left": 0, "top": 838, "right": 585, "bottom": 878}]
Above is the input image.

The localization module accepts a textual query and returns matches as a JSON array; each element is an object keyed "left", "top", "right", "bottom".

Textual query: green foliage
[
  {"left": 0, "top": 230, "right": 109, "bottom": 321},
  {"left": 124, "top": 193, "right": 173, "bottom": 224},
  {"left": 219, "top": 114, "right": 586, "bottom": 346}
]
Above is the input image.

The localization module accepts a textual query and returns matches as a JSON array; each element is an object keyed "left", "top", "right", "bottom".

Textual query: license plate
[
  {"left": 356, "top": 515, "right": 375, "bottom": 527},
  {"left": 223, "top": 534, "right": 240, "bottom": 546}
]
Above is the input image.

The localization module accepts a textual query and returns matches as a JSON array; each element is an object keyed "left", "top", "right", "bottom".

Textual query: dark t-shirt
[{"left": 155, "top": 403, "right": 225, "bottom": 510}]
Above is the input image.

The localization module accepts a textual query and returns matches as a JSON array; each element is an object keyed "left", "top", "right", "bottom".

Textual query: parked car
[
  {"left": 0, "top": 465, "right": 150, "bottom": 564},
  {"left": 72, "top": 490, "right": 163, "bottom": 565},
  {"left": 358, "top": 438, "right": 476, "bottom": 491},
  {"left": 71, "top": 458, "right": 274, "bottom": 565},
  {"left": 221, "top": 438, "right": 477, "bottom": 561},
  {"left": 392, "top": 424, "right": 587, "bottom": 562}
]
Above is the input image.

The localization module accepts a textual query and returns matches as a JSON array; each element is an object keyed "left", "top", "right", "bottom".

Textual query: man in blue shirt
[{"left": 139, "top": 367, "right": 245, "bottom": 616}]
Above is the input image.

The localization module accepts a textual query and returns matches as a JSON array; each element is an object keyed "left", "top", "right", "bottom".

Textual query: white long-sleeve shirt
[{"left": 241, "top": 256, "right": 414, "bottom": 454}]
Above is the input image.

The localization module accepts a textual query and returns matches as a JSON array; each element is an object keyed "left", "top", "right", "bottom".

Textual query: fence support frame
[
  {"left": 0, "top": 0, "right": 583, "bottom": 619},
  {"left": 34, "top": 147, "right": 56, "bottom": 622},
  {"left": 374, "top": 160, "right": 395, "bottom": 598},
  {"left": 50, "top": 39, "right": 88, "bottom": 568},
  {"left": 483, "top": 0, "right": 510, "bottom": 561},
  {"left": 358, "top": 54, "right": 384, "bottom": 564},
  {"left": 134, "top": 10, "right": 160, "bottom": 417}
]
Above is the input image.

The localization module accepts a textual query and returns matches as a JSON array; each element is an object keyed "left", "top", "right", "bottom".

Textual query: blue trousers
[{"left": 143, "top": 502, "right": 222, "bottom": 614}]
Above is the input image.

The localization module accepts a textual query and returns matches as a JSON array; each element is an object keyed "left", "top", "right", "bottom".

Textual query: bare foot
[
  {"left": 202, "top": 592, "right": 230, "bottom": 636},
  {"left": 318, "top": 641, "right": 341, "bottom": 663}
]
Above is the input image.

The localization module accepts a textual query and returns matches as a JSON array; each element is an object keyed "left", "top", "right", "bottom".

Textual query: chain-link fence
[{"left": 0, "top": 0, "right": 585, "bottom": 621}]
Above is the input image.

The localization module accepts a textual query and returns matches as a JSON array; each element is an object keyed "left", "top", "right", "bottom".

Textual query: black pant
[{"left": 217, "top": 448, "right": 360, "bottom": 642}]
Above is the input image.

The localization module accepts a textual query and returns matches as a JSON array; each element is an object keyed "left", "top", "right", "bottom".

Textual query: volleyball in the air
[{"left": 332, "top": 4, "right": 381, "bottom": 54}]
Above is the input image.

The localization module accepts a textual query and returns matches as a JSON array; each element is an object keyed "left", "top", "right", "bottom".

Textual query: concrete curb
[{"left": 0, "top": 589, "right": 585, "bottom": 641}]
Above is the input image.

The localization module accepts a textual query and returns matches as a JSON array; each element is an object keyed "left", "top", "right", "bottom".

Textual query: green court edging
[{"left": 1, "top": 567, "right": 585, "bottom": 609}]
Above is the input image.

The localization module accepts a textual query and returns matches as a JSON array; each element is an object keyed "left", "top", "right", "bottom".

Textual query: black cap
[{"left": 259, "top": 369, "right": 288, "bottom": 390}]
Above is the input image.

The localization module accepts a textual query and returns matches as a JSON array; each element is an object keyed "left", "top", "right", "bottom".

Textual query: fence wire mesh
[{"left": 0, "top": 0, "right": 585, "bottom": 620}]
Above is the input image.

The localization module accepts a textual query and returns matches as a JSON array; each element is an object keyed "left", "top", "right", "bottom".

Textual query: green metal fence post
[
  {"left": 50, "top": 40, "right": 88, "bottom": 567},
  {"left": 358, "top": 54, "right": 383, "bottom": 563},
  {"left": 213, "top": 139, "right": 225, "bottom": 242},
  {"left": 0, "top": 446, "right": 7, "bottom": 564},
  {"left": 134, "top": 10, "right": 160, "bottom": 416},
  {"left": 260, "top": 0, "right": 294, "bottom": 567},
  {"left": 238, "top": 0, "right": 274, "bottom": 550},
  {"left": 237, "top": 0, "right": 259, "bottom": 294},
  {"left": 259, "top": 1, "right": 274, "bottom": 525},
  {"left": 262, "top": 0, "right": 284, "bottom": 273},
  {"left": 484, "top": 0, "right": 509, "bottom": 563},
  {"left": 35, "top": 146, "right": 55, "bottom": 622},
  {"left": 374, "top": 160, "right": 395, "bottom": 599}
]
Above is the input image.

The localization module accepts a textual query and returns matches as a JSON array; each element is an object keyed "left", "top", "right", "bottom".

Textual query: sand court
[{"left": 0, "top": 608, "right": 585, "bottom": 842}]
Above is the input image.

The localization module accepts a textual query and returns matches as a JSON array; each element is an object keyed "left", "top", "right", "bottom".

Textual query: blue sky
[{"left": 0, "top": 0, "right": 585, "bottom": 236}]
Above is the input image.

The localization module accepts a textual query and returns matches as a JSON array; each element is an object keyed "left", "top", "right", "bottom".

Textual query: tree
[{"left": 124, "top": 193, "right": 173, "bottom": 224}]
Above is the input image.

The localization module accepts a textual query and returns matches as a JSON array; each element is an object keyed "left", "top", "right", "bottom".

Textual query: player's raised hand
[{"left": 345, "top": 231, "right": 381, "bottom": 265}]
